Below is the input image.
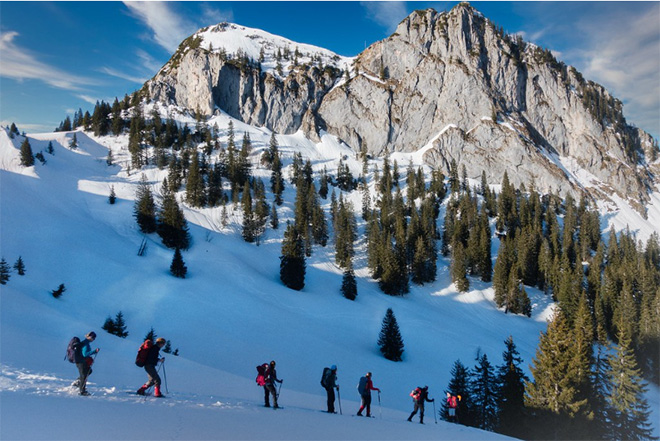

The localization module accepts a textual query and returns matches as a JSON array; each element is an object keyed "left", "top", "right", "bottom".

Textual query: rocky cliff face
[{"left": 144, "top": 3, "right": 658, "bottom": 209}]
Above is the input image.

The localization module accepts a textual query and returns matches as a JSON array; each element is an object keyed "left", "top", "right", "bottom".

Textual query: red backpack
[
  {"left": 410, "top": 387, "right": 422, "bottom": 400},
  {"left": 135, "top": 340, "right": 153, "bottom": 367},
  {"left": 255, "top": 363, "right": 269, "bottom": 386}
]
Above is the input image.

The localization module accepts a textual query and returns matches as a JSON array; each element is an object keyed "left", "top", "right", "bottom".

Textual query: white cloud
[
  {"left": 99, "top": 67, "right": 147, "bottom": 84},
  {"left": 76, "top": 95, "right": 100, "bottom": 105},
  {"left": 0, "top": 31, "right": 96, "bottom": 91},
  {"left": 568, "top": 5, "right": 660, "bottom": 137},
  {"left": 123, "top": 1, "right": 197, "bottom": 52},
  {"left": 360, "top": 1, "right": 408, "bottom": 33},
  {"left": 200, "top": 3, "right": 234, "bottom": 25}
]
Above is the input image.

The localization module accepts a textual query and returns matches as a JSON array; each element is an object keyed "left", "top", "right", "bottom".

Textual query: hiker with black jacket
[
  {"left": 137, "top": 337, "right": 166, "bottom": 397},
  {"left": 407, "top": 386, "right": 434, "bottom": 424},
  {"left": 264, "top": 360, "right": 283, "bottom": 408},
  {"left": 73, "top": 331, "right": 99, "bottom": 396},
  {"left": 321, "top": 365, "right": 339, "bottom": 413}
]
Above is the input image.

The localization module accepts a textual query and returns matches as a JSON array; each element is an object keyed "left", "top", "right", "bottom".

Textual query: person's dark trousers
[
  {"left": 264, "top": 383, "right": 278, "bottom": 407},
  {"left": 325, "top": 386, "right": 336, "bottom": 412},
  {"left": 76, "top": 362, "right": 91, "bottom": 394},
  {"left": 144, "top": 363, "right": 161, "bottom": 387},
  {"left": 358, "top": 394, "right": 372, "bottom": 416},
  {"left": 408, "top": 402, "right": 425, "bottom": 422}
]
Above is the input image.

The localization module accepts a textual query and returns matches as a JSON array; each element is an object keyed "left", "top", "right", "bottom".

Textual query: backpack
[
  {"left": 357, "top": 376, "right": 368, "bottom": 396},
  {"left": 65, "top": 336, "right": 81, "bottom": 363},
  {"left": 135, "top": 339, "right": 153, "bottom": 367},
  {"left": 410, "top": 387, "right": 422, "bottom": 401},
  {"left": 256, "top": 363, "right": 268, "bottom": 386},
  {"left": 321, "top": 367, "right": 331, "bottom": 388}
]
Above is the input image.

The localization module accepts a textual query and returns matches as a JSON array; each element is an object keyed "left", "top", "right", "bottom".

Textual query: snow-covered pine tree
[{"left": 377, "top": 308, "right": 404, "bottom": 361}]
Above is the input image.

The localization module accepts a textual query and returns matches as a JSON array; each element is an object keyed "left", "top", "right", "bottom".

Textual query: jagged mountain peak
[{"left": 144, "top": 5, "right": 658, "bottom": 212}]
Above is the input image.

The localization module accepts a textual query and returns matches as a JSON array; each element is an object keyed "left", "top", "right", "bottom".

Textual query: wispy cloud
[
  {"left": 360, "top": 1, "right": 408, "bottom": 33},
  {"left": 99, "top": 67, "right": 147, "bottom": 84},
  {"left": 76, "top": 95, "right": 101, "bottom": 105},
  {"left": 199, "top": 3, "right": 234, "bottom": 25},
  {"left": 0, "top": 31, "right": 96, "bottom": 91},
  {"left": 567, "top": 5, "right": 660, "bottom": 137},
  {"left": 123, "top": 1, "right": 197, "bottom": 53}
]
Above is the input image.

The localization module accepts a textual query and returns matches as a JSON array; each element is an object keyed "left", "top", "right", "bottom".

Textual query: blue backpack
[{"left": 357, "top": 376, "right": 368, "bottom": 395}]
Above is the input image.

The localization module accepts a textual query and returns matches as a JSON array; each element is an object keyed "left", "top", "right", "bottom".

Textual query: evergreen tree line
[{"left": 366, "top": 154, "right": 445, "bottom": 295}]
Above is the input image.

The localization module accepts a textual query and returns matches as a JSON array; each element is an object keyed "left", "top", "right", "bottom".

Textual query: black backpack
[
  {"left": 321, "top": 367, "right": 331, "bottom": 388},
  {"left": 65, "top": 337, "right": 81, "bottom": 363}
]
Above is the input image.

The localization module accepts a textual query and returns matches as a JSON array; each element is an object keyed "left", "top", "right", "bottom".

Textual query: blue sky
[{"left": 1, "top": 1, "right": 658, "bottom": 139}]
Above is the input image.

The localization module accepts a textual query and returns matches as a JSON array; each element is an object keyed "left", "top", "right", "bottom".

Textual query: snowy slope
[{"left": 1, "top": 120, "right": 658, "bottom": 440}]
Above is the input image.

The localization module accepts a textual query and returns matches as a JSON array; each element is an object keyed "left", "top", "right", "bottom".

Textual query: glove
[
  {"left": 336, "top": 385, "right": 340, "bottom": 390},
  {"left": 95, "top": 348, "right": 100, "bottom": 353}
]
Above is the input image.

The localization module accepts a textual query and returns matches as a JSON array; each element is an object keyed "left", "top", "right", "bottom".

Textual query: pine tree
[
  {"left": 70, "top": 133, "right": 78, "bottom": 148},
  {"left": 341, "top": 266, "right": 357, "bottom": 300},
  {"left": 270, "top": 204, "right": 279, "bottom": 229},
  {"left": 170, "top": 248, "right": 187, "bottom": 278},
  {"left": 470, "top": 352, "right": 498, "bottom": 431},
  {"left": 442, "top": 360, "right": 473, "bottom": 425},
  {"left": 452, "top": 242, "right": 470, "bottom": 292},
  {"left": 0, "top": 258, "right": 11, "bottom": 285},
  {"left": 51, "top": 283, "right": 66, "bottom": 299},
  {"left": 157, "top": 189, "right": 190, "bottom": 249},
  {"left": 144, "top": 327, "right": 157, "bottom": 343},
  {"left": 605, "top": 325, "right": 655, "bottom": 441},
  {"left": 134, "top": 175, "right": 157, "bottom": 234},
  {"left": 102, "top": 316, "right": 117, "bottom": 335},
  {"left": 280, "top": 222, "right": 305, "bottom": 290},
  {"left": 496, "top": 336, "right": 527, "bottom": 437},
  {"left": 185, "top": 151, "right": 205, "bottom": 207},
  {"left": 19, "top": 138, "right": 34, "bottom": 167},
  {"left": 377, "top": 308, "right": 404, "bottom": 361},
  {"left": 113, "top": 311, "right": 128, "bottom": 338},
  {"left": 46, "top": 141, "right": 54, "bottom": 155},
  {"left": 13, "top": 256, "right": 25, "bottom": 276},
  {"left": 109, "top": 185, "right": 116, "bottom": 204}
]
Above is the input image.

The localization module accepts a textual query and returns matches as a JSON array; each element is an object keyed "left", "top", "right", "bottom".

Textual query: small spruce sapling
[
  {"left": 0, "top": 258, "right": 11, "bottom": 285},
  {"left": 51, "top": 283, "right": 66, "bottom": 298},
  {"left": 13, "top": 256, "right": 25, "bottom": 275}
]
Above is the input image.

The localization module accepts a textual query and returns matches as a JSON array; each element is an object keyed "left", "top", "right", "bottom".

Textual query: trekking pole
[
  {"left": 161, "top": 360, "right": 169, "bottom": 394},
  {"left": 433, "top": 399, "right": 437, "bottom": 424},
  {"left": 277, "top": 381, "right": 283, "bottom": 400},
  {"left": 378, "top": 391, "right": 382, "bottom": 419},
  {"left": 337, "top": 386, "right": 342, "bottom": 415}
]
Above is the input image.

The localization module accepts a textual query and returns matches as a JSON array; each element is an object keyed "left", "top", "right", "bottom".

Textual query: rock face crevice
[{"left": 144, "top": 3, "right": 658, "bottom": 208}]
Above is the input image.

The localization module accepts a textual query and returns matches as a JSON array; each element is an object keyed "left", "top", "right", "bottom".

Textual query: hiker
[
  {"left": 447, "top": 392, "right": 461, "bottom": 423},
  {"left": 264, "top": 360, "right": 283, "bottom": 408},
  {"left": 73, "top": 331, "right": 99, "bottom": 396},
  {"left": 321, "top": 365, "right": 339, "bottom": 413},
  {"left": 407, "top": 386, "right": 434, "bottom": 424},
  {"left": 137, "top": 337, "right": 166, "bottom": 397},
  {"left": 357, "top": 372, "right": 380, "bottom": 417}
]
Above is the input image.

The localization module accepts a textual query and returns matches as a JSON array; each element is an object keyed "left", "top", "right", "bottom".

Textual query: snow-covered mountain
[
  {"left": 1, "top": 3, "right": 659, "bottom": 440},
  {"left": 144, "top": 3, "right": 659, "bottom": 213}
]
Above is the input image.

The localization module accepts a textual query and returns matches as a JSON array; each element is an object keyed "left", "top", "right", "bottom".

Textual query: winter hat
[
  {"left": 331, "top": 365, "right": 337, "bottom": 370},
  {"left": 87, "top": 331, "right": 96, "bottom": 339}
]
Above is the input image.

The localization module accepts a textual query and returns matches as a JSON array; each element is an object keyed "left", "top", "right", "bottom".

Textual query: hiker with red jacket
[
  {"left": 407, "top": 386, "right": 434, "bottom": 424},
  {"left": 73, "top": 331, "right": 99, "bottom": 396},
  {"left": 357, "top": 372, "right": 380, "bottom": 417},
  {"left": 137, "top": 338, "right": 166, "bottom": 397},
  {"left": 446, "top": 392, "right": 461, "bottom": 423},
  {"left": 264, "top": 360, "right": 283, "bottom": 408}
]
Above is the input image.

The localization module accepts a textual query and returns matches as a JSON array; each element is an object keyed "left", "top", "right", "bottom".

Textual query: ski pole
[
  {"left": 161, "top": 360, "right": 169, "bottom": 394},
  {"left": 337, "top": 386, "right": 342, "bottom": 415},
  {"left": 277, "top": 381, "right": 283, "bottom": 400},
  {"left": 433, "top": 399, "right": 437, "bottom": 424},
  {"left": 378, "top": 391, "right": 382, "bottom": 419}
]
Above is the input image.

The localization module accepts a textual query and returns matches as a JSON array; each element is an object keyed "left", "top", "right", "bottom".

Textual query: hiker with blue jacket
[{"left": 74, "top": 331, "right": 99, "bottom": 396}]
